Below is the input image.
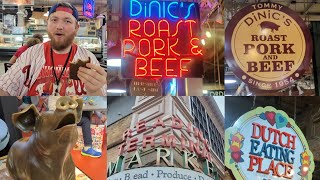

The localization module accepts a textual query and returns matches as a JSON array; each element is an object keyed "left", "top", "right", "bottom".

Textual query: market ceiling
[{"left": 0, "top": 0, "right": 106, "bottom": 6}]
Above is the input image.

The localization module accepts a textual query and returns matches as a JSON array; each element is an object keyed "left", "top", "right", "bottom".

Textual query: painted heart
[
  {"left": 286, "top": 122, "right": 291, "bottom": 128},
  {"left": 259, "top": 113, "right": 266, "bottom": 120},
  {"left": 275, "top": 113, "right": 288, "bottom": 129},
  {"left": 265, "top": 111, "right": 276, "bottom": 126},
  {"left": 231, "top": 151, "right": 242, "bottom": 163}
]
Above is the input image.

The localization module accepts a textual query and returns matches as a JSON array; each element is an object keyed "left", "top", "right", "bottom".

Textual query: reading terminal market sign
[
  {"left": 225, "top": 2, "right": 312, "bottom": 91},
  {"left": 121, "top": 0, "right": 203, "bottom": 78},
  {"left": 225, "top": 107, "right": 315, "bottom": 180},
  {"left": 108, "top": 117, "right": 218, "bottom": 180}
]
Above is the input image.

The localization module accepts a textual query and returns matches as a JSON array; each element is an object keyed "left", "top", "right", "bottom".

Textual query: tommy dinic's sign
[
  {"left": 225, "top": 2, "right": 312, "bottom": 90},
  {"left": 108, "top": 117, "right": 218, "bottom": 179},
  {"left": 225, "top": 107, "right": 314, "bottom": 180}
]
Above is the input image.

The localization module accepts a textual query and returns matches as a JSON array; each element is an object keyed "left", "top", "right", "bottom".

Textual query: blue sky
[{"left": 213, "top": 97, "right": 225, "bottom": 118}]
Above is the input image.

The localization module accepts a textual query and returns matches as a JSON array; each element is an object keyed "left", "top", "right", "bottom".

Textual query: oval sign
[
  {"left": 225, "top": 2, "right": 312, "bottom": 90},
  {"left": 225, "top": 106, "right": 315, "bottom": 180}
]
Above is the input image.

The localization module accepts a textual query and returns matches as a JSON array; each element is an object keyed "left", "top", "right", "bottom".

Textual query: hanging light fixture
[
  {"left": 107, "top": 77, "right": 126, "bottom": 93},
  {"left": 215, "top": 5, "right": 223, "bottom": 24},
  {"left": 107, "top": 40, "right": 122, "bottom": 67},
  {"left": 201, "top": 39, "right": 206, "bottom": 45}
]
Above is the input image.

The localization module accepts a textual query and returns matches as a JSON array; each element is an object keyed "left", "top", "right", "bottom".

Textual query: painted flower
[
  {"left": 300, "top": 151, "right": 310, "bottom": 177},
  {"left": 229, "top": 131, "right": 244, "bottom": 163}
]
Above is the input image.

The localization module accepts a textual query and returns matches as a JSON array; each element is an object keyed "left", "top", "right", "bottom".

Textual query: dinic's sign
[
  {"left": 225, "top": 107, "right": 314, "bottom": 180},
  {"left": 121, "top": 0, "right": 203, "bottom": 78},
  {"left": 225, "top": 3, "right": 312, "bottom": 90}
]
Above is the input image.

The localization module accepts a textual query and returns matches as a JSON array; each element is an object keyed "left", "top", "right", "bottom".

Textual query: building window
[{"left": 190, "top": 97, "right": 224, "bottom": 162}]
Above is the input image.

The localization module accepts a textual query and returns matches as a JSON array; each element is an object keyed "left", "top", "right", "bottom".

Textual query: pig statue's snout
[
  {"left": 55, "top": 97, "right": 84, "bottom": 124},
  {"left": 56, "top": 97, "right": 78, "bottom": 111}
]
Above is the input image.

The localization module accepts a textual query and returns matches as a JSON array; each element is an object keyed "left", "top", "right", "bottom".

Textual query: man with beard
[{"left": 0, "top": 2, "right": 107, "bottom": 96}]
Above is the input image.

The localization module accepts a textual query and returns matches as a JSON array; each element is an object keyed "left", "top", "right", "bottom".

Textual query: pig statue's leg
[
  {"left": 6, "top": 143, "right": 31, "bottom": 180},
  {"left": 63, "top": 155, "right": 76, "bottom": 180}
]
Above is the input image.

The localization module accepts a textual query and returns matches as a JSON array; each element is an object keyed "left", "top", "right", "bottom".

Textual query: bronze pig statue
[{"left": 6, "top": 97, "right": 83, "bottom": 180}]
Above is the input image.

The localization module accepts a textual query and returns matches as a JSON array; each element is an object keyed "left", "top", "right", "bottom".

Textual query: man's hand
[{"left": 77, "top": 63, "right": 107, "bottom": 95}]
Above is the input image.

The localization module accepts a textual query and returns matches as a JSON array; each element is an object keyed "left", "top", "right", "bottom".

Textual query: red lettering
[
  {"left": 180, "top": 58, "right": 191, "bottom": 77},
  {"left": 22, "top": 65, "right": 31, "bottom": 87},
  {"left": 129, "top": 19, "right": 141, "bottom": 37},
  {"left": 127, "top": 138, "right": 138, "bottom": 152},
  {"left": 165, "top": 58, "right": 178, "bottom": 77},
  {"left": 142, "top": 135, "right": 155, "bottom": 148},
  {"left": 123, "top": 39, "right": 135, "bottom": 57},
  {"left": 136, "top": 120, "right": 146, "bottom": 134},
  {"left": 158, "top": 20, "right": 170, "bottom": 37},
  {"left": 144, "top": 20, "right": 155, "bottom": 37},
  {"left": 150, "top": 58, "right": 162, "bottom": 77},
  {"left": 172, "top": 117, "right": 183, "bottom": 129},
  {"left": 118, "top": 143, "right": 126, "bottom": 155},
  {"left": 135, "top": 58, "right": 147, "bottom": 77},
  {"left": 123, "top": 128, "right": 132, "bottom": 141},
  {"left": 161, "top": 134, "right": 176, "bottom": 148},
  {"left": 153, "top": 118, "right": 165, "bottom": 128}
]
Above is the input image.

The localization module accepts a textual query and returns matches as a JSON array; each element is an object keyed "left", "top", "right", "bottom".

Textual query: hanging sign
[
  {"left": 121, "top": 0, "right": 203, "bottom": 78},
  {"left": 130, "top": 79, "right": 162, "bottom": 96},
  {"left": 83, "top": 0, "right": 95, "bottom": 19},
  {"left": 225, "top": 2, "right": 312, "bottom": 90},
  {"left": 225, "top": 106, "right": 314, "bottom": 180}
]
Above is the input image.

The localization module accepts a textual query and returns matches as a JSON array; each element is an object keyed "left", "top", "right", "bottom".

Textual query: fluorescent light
[
  {"left": 107, "top": 59, "right": 121, "bottom": 67},
  {"left": 201, "top": 39, "right": 205, "bottom": 45},
  {"left": 107, "top": 89, "right": 126, "bottom": 93},
  {"left": 225, "top": 80, "right": 237, "bottom": 84},
  {"left": 15, "top": 37, "right": 23, "bottom": 42},
  {"left": 203, "top": 90, "right": 208, "bottom": 94},
  {"left": 205, "top": 31, "right": 212, "bottom": 38}
]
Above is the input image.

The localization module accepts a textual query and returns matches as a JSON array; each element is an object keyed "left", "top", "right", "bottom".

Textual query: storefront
[
  {"left": 107, "top": 96, "right": 225, "bottom": 179},
  {"left": 224, "top": 1, "right": 320, "bottom": 96},
  {"left": 0, "top": 0, "right": 107, "bottom": 61},
  {"left": 0, "top": 96, "right": 107, "bottom": 180},
  {"left": 225, "top": 96, "right": 320, "bottom": 179},
  {"left": 107, "top": 0, "right": 225, "bottom": 96}
]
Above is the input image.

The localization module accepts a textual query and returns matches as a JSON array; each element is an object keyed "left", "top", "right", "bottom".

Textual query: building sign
[
  {"left": 108, "top": 117, "right": 218, "bottom": 179},
  {"left": 121, "top": 0, "right": 203, "bottom": 78},
  {"left": 108, "top": 167, "right": 214, "bottom": 180},
  {"left": 225, "top": 2, "right": 312, "bottom": 90},
  {"left": 130, "top": 79, "right": 162, "bottom": 96},
  {"left": 83, "top": 0, "right": 95, "bottom": 19},
  {"left": 3, "top": 0, "right": 34, "bottom": 5},
  {"left": 225, "top": 106, "right": 315, "bottom": 179},
  {"left": 207, "top": 90, "right": 224, "bottom": 96}
]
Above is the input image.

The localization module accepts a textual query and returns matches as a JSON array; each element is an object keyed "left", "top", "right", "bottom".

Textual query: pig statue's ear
[
  {"left": 12, "top": 104, "right": 40, "bottom": 132},
  {"left": 75, "top": 98, "right": 83, "bottom": 121}
]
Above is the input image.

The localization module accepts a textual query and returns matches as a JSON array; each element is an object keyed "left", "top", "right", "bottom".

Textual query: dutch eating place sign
[
  {"left": 225, "top": 107, "right": 315, "bottom": 180},
  {"left": 225, "top": 2, "right": 312, "bottom": 90},
  {"left": 121, "top": 0, "right": 203, "bottom": 78}
]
